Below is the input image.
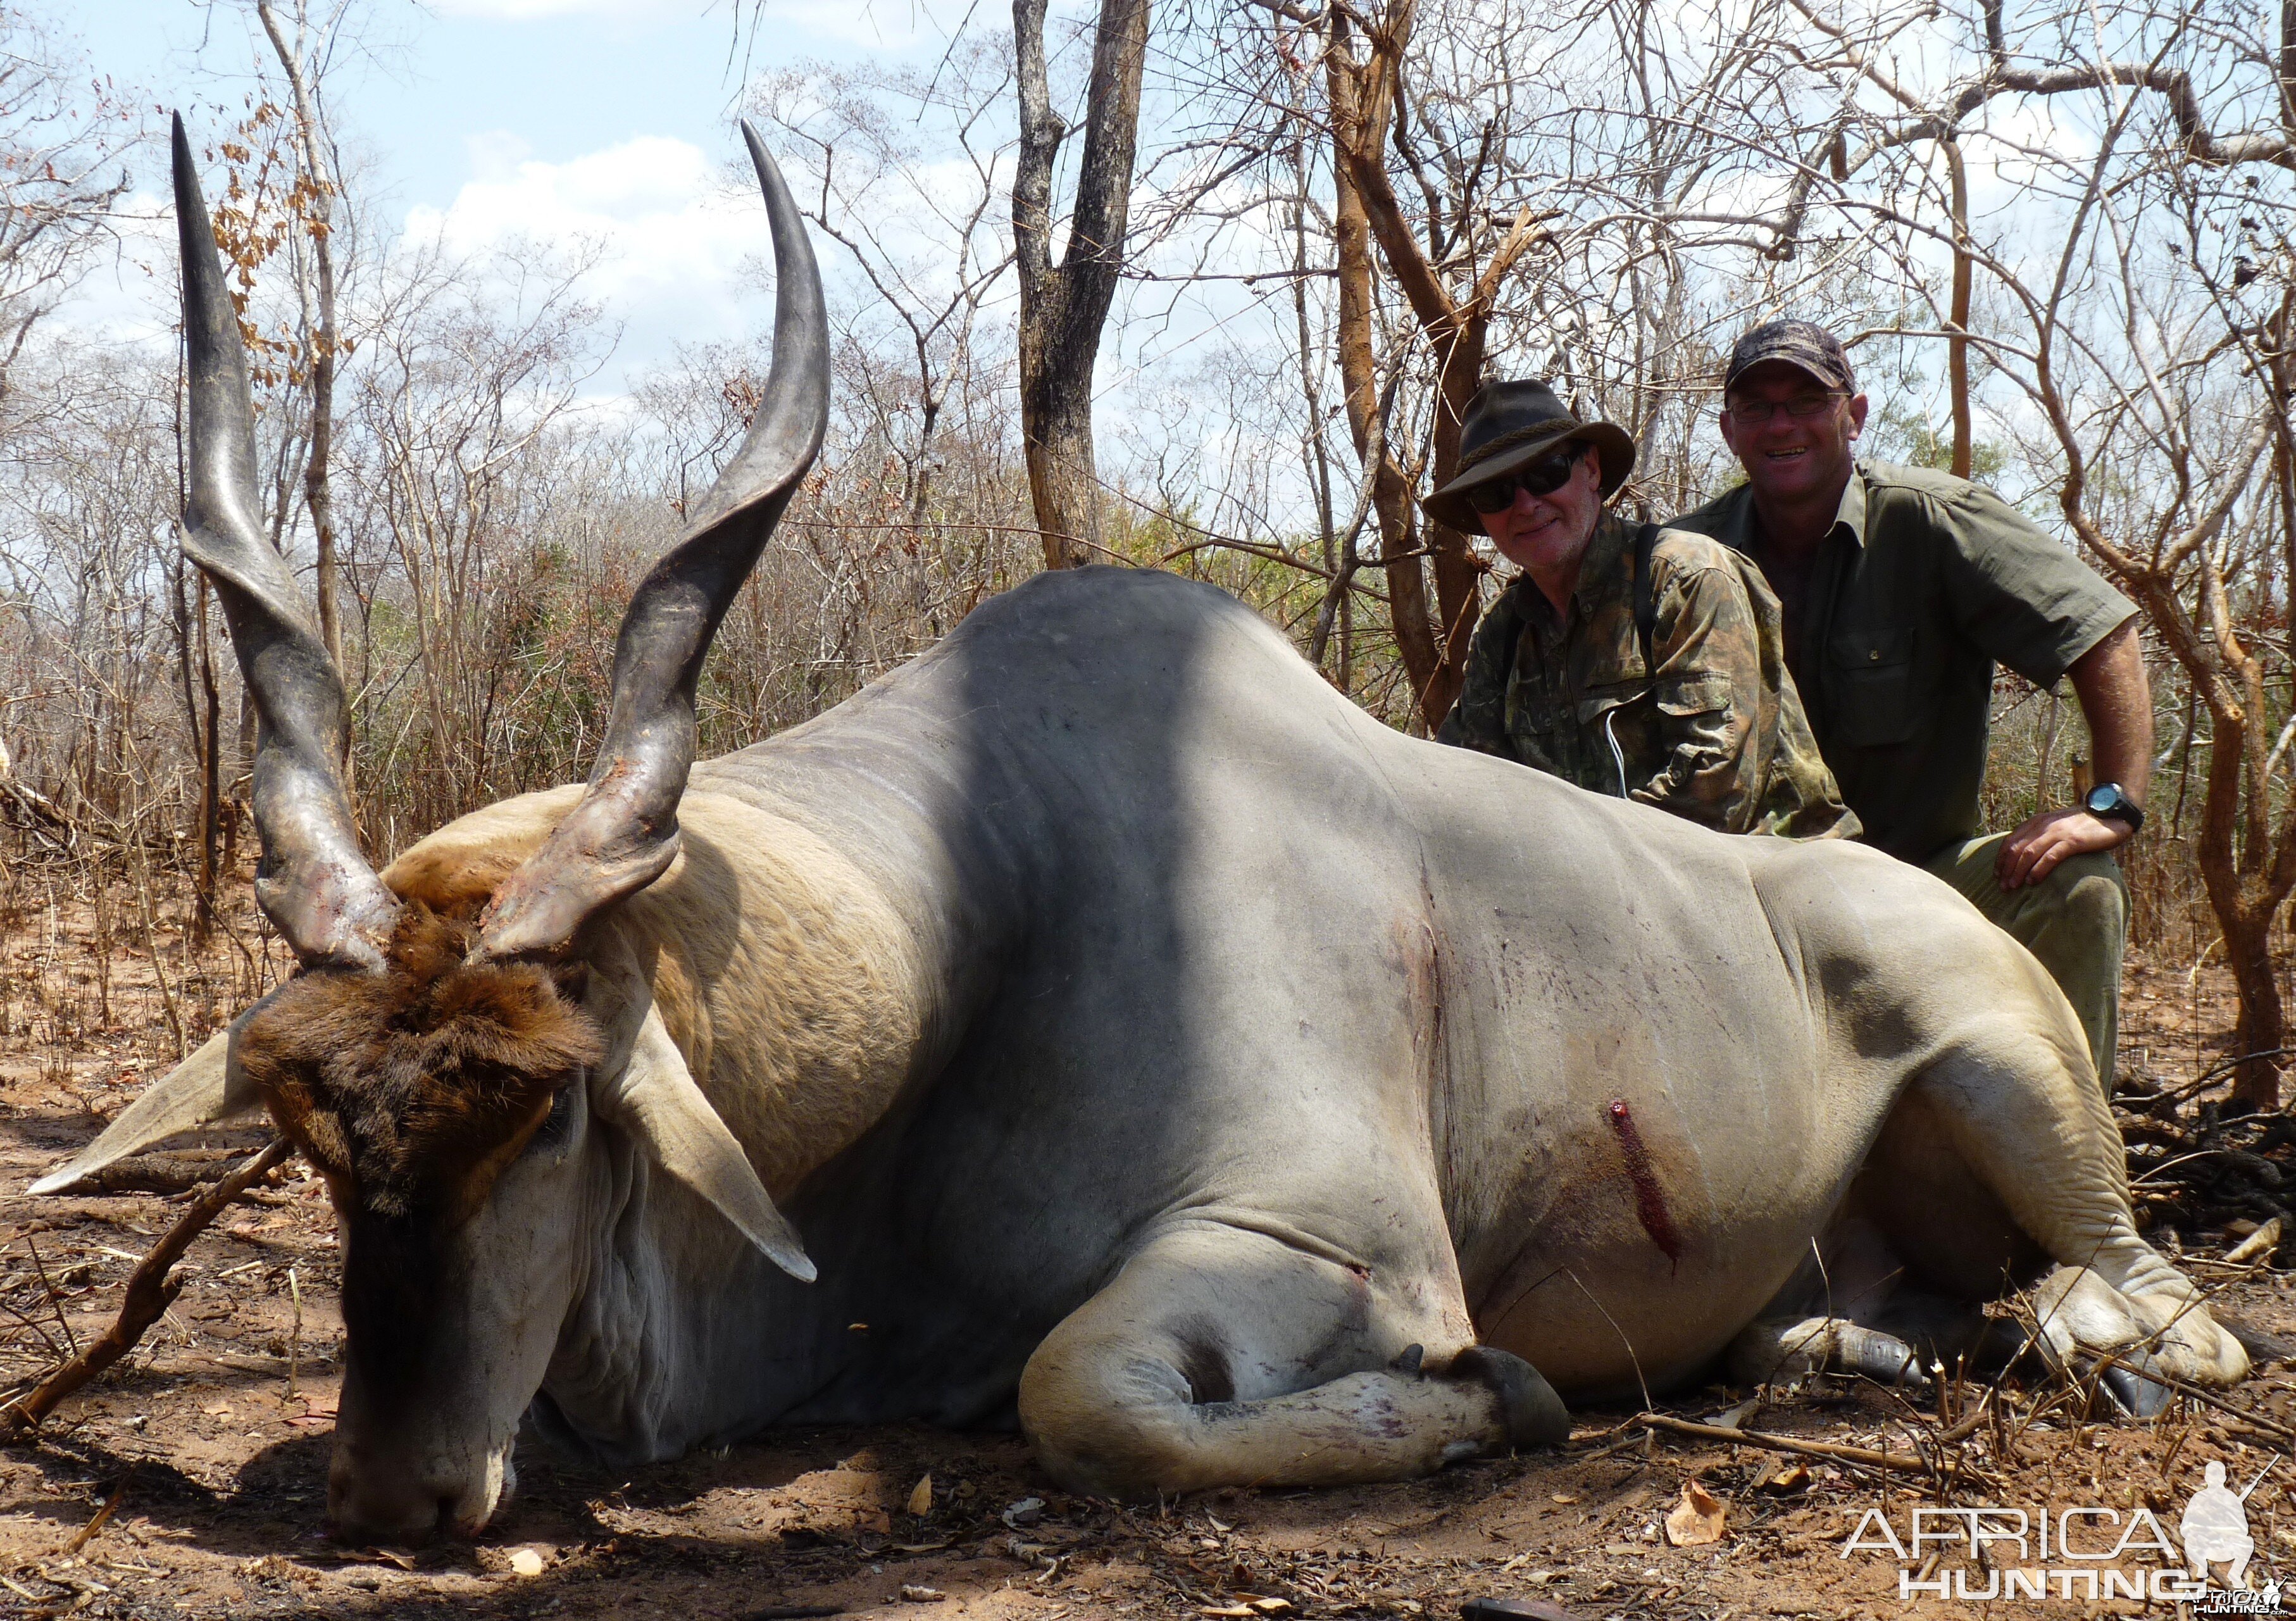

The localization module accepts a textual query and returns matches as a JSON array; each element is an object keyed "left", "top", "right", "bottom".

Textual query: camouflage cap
[{"left": 1724, "top": 320, "right": 1856, "bottom": 395}]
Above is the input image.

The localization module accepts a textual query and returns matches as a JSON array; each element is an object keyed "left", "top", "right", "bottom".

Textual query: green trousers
[{"left": 1923, "top": 834, "right": 2126, "bottom": 1094}]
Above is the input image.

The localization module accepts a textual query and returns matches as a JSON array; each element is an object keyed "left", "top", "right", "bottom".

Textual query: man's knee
[{"left": 2031, "top": 850, "right": 2127, "bottom": 937}]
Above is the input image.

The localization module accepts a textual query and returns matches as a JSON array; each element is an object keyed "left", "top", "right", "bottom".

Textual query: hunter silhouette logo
[
  {"left": 1840, "top": 1458, "right": 2280, "bottom": 1605},
  {"left": 2185, "top": 1461, "right": 2257, "bottom": 1588},
  {"left": 2187, "top": 1459, "right": 2286, "bottom": 1615}
]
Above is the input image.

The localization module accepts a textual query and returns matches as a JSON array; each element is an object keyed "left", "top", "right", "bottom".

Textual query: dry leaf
[
  {"left": 899, "top": 1585, "right": 947, "bottom": 1603},
  {"left": 2228, "top": 1217, "right": 2283, "bottom": 1265},
  {"left": 907, "top": 1474, "right": 933, "bottom": 1516},
  {"left": 508, "top": 1547, "right": 546, "bottom": 1577},
  {"left": 1663, "top": 1479, "right": 1726, "bottom": 1546},
  {"left": 1549, "top": 1493, "right": 1578, "bottom": 1505},
  {"left": 1757, "top": 1458, "right": 1811, "bottom": 1492}
]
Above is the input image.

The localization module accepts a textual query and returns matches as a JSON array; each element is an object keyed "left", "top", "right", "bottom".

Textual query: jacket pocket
[
  {"left": 1828, "top": 626, "right": 1921, "bottom": 748},
  {"left": 1654, "top": 672, "right": 1733, "bottom": 717},
  {"left": 1575, "top": 680, "right": 1650, "bottom": 726}
]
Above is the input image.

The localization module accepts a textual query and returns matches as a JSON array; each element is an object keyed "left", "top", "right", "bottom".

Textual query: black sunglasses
[{"left": 1464, "top": 447, "right": 1589, "bottom": 514}]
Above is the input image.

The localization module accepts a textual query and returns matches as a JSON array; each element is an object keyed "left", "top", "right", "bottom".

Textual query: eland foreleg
[{"left": 1017, "top": 1224, "right": 1566, "bottom": 1498}]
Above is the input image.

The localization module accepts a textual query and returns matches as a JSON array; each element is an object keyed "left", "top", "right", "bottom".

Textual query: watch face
[{"left": 2086, "top": 785, "right": 2116, "bottom": 815}]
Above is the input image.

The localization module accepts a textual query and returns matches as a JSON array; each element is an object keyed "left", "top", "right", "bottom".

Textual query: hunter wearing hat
[
  {"left": 1432, "top": 379, "right": 1855, "bottom": 840},
  {"left": 1668, "top": 320, "right": 2146, "bottom": 1089}
]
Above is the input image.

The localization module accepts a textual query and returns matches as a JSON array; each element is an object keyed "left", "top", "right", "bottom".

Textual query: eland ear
[
  {"left": 596, "top": 1003, "right": 816, "bottom": 1284},
  {"left": 29, "top": 1027, "right": 261, "bottom": 1195}
]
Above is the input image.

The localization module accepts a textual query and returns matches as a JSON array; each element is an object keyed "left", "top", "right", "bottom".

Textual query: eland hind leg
[
  {"left": 1727, "top": 1212, "right": 2016, "bottom": 1390},
  {"left": 1018, "top": 1225, "right": 1566, "bottom": 1499},
  {"left": 1862, "top": 1029, "right": 2246, "bottom": 1398}
]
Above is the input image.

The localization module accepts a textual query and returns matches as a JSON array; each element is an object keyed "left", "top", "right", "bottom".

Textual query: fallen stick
[
  {"left": 1634, "top": 1411, "right": 1940, "bottom": 1476},
  {"left": 2, "top": 1139, "right": 292, "bottom": 1435},
  {"left": 39, "top": 1149, "right": 252, "bottom": 1199},
  {"left": 2142, "top": 1372, "right": 2296, "bottom": 1448},
  {"left": 61, "top": 1470, "right": 132, "bottom": 1556}
]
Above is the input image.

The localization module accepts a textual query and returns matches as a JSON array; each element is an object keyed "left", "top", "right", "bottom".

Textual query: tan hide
[
  {"left": 28, "top": 1027, "right": 261, "bottom": 1194},
  {"left": 599, "top": 1001, "right": 816, "bottom": 1284}
]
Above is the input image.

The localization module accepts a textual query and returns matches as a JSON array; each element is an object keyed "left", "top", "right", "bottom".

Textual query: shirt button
[{"left": 1868, "top": 649, "right": 1881, "bottom": 661}]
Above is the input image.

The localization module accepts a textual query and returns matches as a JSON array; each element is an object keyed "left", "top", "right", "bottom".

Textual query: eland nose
[
  {"left": 328, "top": 1444, "right": 508, "bottom": 1545},
  {"left": 327, "top": 1477, "right": 453, "bottom": 1546}
]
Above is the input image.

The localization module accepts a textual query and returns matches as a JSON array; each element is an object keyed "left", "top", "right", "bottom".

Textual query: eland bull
[{"left": 37, "top": 115, "right": 2247, "bottom": 1543}]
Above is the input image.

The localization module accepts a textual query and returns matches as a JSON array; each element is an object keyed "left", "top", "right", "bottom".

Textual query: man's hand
[{"left": 1997, "top": 806, "right": 2133, "bottom": 889}]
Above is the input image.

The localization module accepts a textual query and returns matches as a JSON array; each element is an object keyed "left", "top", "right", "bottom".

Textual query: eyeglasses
[
  {"left": 1464, "top": 449, "right": 1588, "bottom": 514},
  {"left": 1725, "top": 392, "right": 1849, "bottom": 426}
]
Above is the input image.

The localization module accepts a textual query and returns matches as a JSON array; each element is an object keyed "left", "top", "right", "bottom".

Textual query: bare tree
[
  {"left": 1013, "top": 0, "right": 1152, "bottom": 568},
  {"left": 341, "top": 234, "right": 610, "bottom": 834},
  {"left": 748, "top": 42, "right": 1016, "bottom": 523},
  {"left": 1754, "top": 0, "right": 2295, "bottom": 1099},
  {"left": 250, "top": 0, "right": 353, "bottom": 675},
  {"left": 0, "top": 10, "right": 134, "bottom": 430}
]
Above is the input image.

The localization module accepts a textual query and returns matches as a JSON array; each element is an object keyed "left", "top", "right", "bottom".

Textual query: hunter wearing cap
[
  {"left": 1668, "top": 320, "right": 2147, "bottom": 1087},
  {"left": 1432, "top": 379, "right": 1856, "bottom": 840}
]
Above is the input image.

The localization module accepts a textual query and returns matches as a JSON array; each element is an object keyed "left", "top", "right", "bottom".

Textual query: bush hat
[
  {"left": 1724, "top": 320, "right": 1857, "bottom": 395},
  {"left": 1421, "top": 380, "right": 1637, "bottom": 534}
]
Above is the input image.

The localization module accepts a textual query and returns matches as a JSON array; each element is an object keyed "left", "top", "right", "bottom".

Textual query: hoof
[
  {"left": 1835, "top": 1324, "right": 1930, "bottom": 1390},
  {"left": 1451, "top": 1346, "right": 1569, "bottom": 1449},
  {"left": 2098, "top": 1359, "right": 2174, "bottom": 1418}
]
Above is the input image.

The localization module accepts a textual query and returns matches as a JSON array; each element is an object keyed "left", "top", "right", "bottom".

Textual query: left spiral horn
[{"left": 173, "top": 113, "right": 399, "bottom": 968}]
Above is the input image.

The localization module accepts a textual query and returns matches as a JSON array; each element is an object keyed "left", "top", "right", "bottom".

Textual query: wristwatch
[{"left": 2084, "top": 782, "right": 2145, "bottom": 835}]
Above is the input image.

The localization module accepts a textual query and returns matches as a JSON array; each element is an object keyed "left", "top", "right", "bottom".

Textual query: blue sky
[{"left": 53, "top": 0, "right": 996, "bottom": 380}]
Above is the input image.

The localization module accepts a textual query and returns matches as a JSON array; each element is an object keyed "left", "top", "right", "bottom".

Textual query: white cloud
[
  {"left": 423, "top": 0, "right": 715, "bottom": 20},
  {"left": 41, "top": 190, "right": 181, "bottom": 349},
  {"left": 421, "top": 0, "right": 976, "bottom": 40},
  {"left": 401, "top": 132, "right": 779, "bottom": 368}
]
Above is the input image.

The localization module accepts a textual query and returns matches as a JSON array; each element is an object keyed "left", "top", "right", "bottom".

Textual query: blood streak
[{"left": 1606, "top": 1098, "right": 1683, "bottom": 1268}]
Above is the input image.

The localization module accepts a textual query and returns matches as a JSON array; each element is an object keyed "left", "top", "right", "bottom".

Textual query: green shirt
[
  {"left": 1668, "top": 461, "right": 2136, "bottom": 863},
  {"left": 1437, "top": 513, "right": 1857, "bottom": 839}
]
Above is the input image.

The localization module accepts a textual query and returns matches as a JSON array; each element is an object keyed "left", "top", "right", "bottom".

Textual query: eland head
[{"left": 32, "top": 113, "right": 828, "bottom": 1543}]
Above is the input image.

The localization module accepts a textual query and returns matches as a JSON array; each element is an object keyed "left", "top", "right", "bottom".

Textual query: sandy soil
[{"left": 2, "top": 881, "right": 2294, "bottom": 1620}]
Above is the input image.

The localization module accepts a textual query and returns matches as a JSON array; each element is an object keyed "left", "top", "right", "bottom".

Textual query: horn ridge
[
  {"left": 471, "top": 124, "right": 829, "bottom": 962},
  {"left": 173, "top": 114, "right": 399, "bottom": 969}
]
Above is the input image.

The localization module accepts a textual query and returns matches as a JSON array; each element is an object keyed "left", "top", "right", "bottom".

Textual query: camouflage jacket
[{"left": 1437, "top": 514, "right": 1859, "bottom": 839}]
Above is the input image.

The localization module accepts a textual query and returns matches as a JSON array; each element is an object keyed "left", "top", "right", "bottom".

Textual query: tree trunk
[
  {"left": 1943, "top": 135, "right": 1973, "bottom": 479},
  {"left": 2188, "top": 622, "right": 2283, "bottom": 1107},
  {"left": 1321, "top": 1, "right": 1542, "bottom": 729},
  {"left": 1012, "top": 0, "right": 1151, "bottom": 570},
  {"left": 256, "top": 0, "right": 350, "bottom": 792},
  {"left": 1325, "top": 103, "right": 1440, "bottom": 708},
  {"left": 2224, "top": 904, "right": 2285, "bottom": 1106}
]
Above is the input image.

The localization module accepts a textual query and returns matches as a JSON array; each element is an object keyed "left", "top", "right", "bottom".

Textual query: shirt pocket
[
  {"left": 1827, "top": 626, "right": 1921, "bottom": 748},
  {"left": 1574, "top": 680, "right": 1650, "bottom": 727},
  {"left": 1654, "top": 672, "right": 1733, "bottom": 717}
]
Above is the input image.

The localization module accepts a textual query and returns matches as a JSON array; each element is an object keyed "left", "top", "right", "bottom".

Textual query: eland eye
[{"left": 526, "top": 1086, "right": 577, "bottom": 1156}]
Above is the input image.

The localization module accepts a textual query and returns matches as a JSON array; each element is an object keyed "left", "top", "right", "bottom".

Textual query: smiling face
[
  {"left": 1718, "top": 360, "right": 1869, "bottom": 514},
  {"left": 1477, "top": 444, "right": 1606, "bottom": 603}
]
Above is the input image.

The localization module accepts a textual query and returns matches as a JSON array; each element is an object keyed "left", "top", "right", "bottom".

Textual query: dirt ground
[{"left": 3, "top": 887, "right": 2296, "bottom": 1620}]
